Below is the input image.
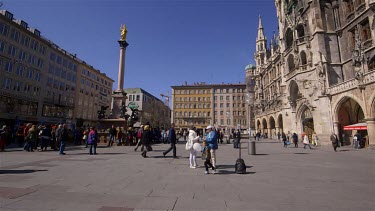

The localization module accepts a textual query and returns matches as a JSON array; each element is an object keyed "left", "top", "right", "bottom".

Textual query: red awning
[{"left": 343, "top": 123, "right": 367, "bottom": 130}]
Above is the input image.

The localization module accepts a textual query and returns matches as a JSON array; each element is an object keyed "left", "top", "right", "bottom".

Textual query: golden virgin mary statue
[{"left": 120, "top": 24, "right": 128, "bottom": 40}]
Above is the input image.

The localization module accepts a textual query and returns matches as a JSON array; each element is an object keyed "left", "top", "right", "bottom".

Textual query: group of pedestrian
[
  {"left": 0, "top": 123, "right": 70, "bottom": 155},
  {"left": 184, "top": 125, "right": 218, "bottom": 174}
]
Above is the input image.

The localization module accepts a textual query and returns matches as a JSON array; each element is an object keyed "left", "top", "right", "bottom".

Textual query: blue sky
[{"left": 3, "top": 0, "right": 278, "bottom": 99}]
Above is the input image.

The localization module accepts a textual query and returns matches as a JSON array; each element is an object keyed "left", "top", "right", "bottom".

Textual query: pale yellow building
[{"left": 172, "top": 82, "right": 249, "bottom": 133}]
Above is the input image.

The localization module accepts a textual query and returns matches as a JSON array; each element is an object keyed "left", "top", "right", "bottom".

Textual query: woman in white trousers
[{"left": 186, "top": 125, "right": 200, "bottom": 168}]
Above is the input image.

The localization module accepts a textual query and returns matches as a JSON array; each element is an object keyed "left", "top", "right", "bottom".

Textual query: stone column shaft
[
  {"left": 366, "top": 120, "right": 375, "bottom": 146},
  {"left": 117, "top": 47, "right": 125, "bottom": 91}
]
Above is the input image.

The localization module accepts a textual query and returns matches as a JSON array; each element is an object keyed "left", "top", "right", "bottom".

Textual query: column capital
[{"left": 118, "top": 40, "right": 129, "bottom": 48}]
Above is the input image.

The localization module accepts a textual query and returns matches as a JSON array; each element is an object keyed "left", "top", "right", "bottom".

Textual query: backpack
[{"left": 235, "top": 158, "right": 246, "bottom": 174}]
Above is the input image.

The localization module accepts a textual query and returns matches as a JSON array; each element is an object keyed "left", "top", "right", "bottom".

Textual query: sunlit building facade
[{"left": 0, "top": 10, "right": 114, "bottom": 126}]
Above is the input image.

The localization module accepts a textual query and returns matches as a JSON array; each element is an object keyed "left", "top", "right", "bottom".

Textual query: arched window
[
  {"left": 175, "top": 112, "right": 178, "bottom": 117},
  {"left": 198, "top": 112, "right": 201, "bottom": 117},
  {"left": 296, "top": 24, "right": 305, "bottom": 39},
  {"left": 300, "top": 51, "right": 307, "bottom": 65},
  {"left": 193, "top": 112, "right": 196, "bottom": 117},
  {"left": 287, "top": 54, "right": 295, "bottom": 72},
  {"left": 184, "top": 112, "right": 187, "bottom": 117},
  {"left": 189, "top": 112, "right": 192, "bottom": 117},
  {"left": 285, "top": 28, "right": 293, "bottom": 49}
]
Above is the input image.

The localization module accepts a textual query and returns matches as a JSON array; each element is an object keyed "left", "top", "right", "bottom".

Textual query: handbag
[
  {"left": 185, "top": 140, "right": 193, "bottom": 151},
  {"left": 286, "top": 141, "right": 290, "bottom": 145}
]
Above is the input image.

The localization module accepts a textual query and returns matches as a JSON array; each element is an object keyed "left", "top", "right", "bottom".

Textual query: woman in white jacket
[{"left": 186, "top": 125, "right": 200, "bottom": 168}]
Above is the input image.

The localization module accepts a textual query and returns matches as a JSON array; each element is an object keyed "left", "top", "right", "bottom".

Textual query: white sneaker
[
  {"left": 194, "top": 164, "right": 199, "bottom": 167},
  {"left": 190, "top": 166, "right": 196, "bottom": 169},
  {"left": 205, "top": 171, "right": 209, "bottom": 174}
]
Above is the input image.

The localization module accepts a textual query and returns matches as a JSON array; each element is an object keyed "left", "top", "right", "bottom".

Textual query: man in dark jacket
[
  {"left": 108, "top": 125, "right": 117, "bottom": 147},
  {"left": 234, "top": 129, "right": 241, "bottom": 148},
  {"left": 163, "top": 123, "right": 177, "bottom": 158},
  {"left": 292, "top": 133, "right": 298, "bottom": 148},
  {"left": 141, "top": 125, "right": 152, "bottom": 158},
  {"left": 57, "top": 124, "right": 69, "bottom": 155}
]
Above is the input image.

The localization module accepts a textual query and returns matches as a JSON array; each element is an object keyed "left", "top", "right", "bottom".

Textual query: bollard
[{"left": 250, "top": 141, "right": 256, "bottom": 155}]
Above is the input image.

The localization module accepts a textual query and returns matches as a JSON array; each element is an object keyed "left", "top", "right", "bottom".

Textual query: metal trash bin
[{"left": 249, "top": 141, "right": 256, "bottom": 155}]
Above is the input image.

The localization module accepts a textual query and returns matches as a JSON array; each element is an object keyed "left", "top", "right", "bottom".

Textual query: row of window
[
  {"left": 0, "top": 40, "right": 44, "bottom": 69},
  {"left": 82, "top": 68, "right": 111, "bottom": 87},
  {"left": 1, "top": 59, "right": 41, "bottom": 81},
  {"left": 175, "top": 103, "right": 211, "bottom": 109},
  {"left": 214, "top": 119, "right": 247, "bottom": 126},
  {"left": 175, "top": 111, "right": 211, "bottom": 118},
  {"left": 80, "top": 78, "right": 111, "bottom": 95},
  {"left": 46, "top": 77, "right": 76, "bottom": 92},
  {"left": 48, "top": 63, "right": 77, "bottom": 83},
  {"left": 214, "top": 96, "right": 245, "bottom": 101},
  {"left": 175, "top": 88, "right": 246, "bottom": 95},
  {"left": 42, "top": 104, "right": 73, "bottom": 118},
  {"left": 0, "top": 96, "right": 38, "bottom": 116},
  {"left": 175, "top": 89, "right": 210, "bottom": 95},
  {"left": 175, "top": 96, "right": 211, "bottom": 102},
  {"left": 175, "top": 119, "right": 211, "bottom": 126},
  {"left": 0, "top": 22, "right": 47, "bottom": 56},
  {"left": 45, "top": 91, "right": 75, "bottom": 106},
  {"left": 128, "top": 94, "right": 140, "bottom": 101},
  {"left": 214, "top": 111, "right": 246, "bottom": 116},
  {"left": 214, "top": 103, "right": 246, "bottom": 108},
  {"left": 50, "top": 52, "right": 78, "bottom": 72},
  {"left": 2, "top": 77, "right": 41, "bottom": 96}
]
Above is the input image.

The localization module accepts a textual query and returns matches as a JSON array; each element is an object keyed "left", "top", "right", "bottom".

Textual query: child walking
[{"left": 202, "top": 141, "right": 216, "bottom": 174}]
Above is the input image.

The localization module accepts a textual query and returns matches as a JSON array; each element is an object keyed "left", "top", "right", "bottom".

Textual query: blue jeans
[
  {"left": 26, "top": 142, "right": 34, "bottom": 151},
  {"left": 59, "top": 141, "right": 65, "bottom": 154},
  {"left": 109, "top": 135, "right": 115, "bottom": 146},
  {"left": 89, "top": 143, "right": 97, "bottom": 154}
]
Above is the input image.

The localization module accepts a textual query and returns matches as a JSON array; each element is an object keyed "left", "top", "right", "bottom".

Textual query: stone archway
[
  {"left": 289, "top": 80, "right": 300, "bottom": 112},
  {"left": 298, "top": 105, "right": 315, "bottom": 142},
  {"left": 256, "top": 119, "right": 261, "bottom": 133},
  {"left": 262, "top": 118, "right": 268, "bottom": 137},
  {"left": 277, "top": 114, "right": 283, "bottom": 134},
  {"left": 269, "top": 116, "right": 276, "bottom": 138},
  {"left": 335, "top": 97, "right": 365, "bottom": 145}
]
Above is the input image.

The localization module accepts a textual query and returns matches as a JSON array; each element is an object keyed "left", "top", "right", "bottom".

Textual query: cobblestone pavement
[{"left": 0, "top": 139, "right": 374, "bottom": 211}]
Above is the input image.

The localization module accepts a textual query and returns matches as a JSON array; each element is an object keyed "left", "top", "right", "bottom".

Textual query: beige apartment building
[
  {"left": 172, "top": 82, "right": 249, "bottom": 134},
  {"left": 0, "top": 10, "right": 113, "bottom": 127},
  {"left": 75, "top": 63, "right": 113, "bottom": 126}
]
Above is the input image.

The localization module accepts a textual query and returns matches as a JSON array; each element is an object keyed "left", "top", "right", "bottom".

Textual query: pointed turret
[
  {"left": 255, "top": 15, "right": 267, "bottom": 67},
  {"left": 257, "top": 15, "right": 266, "bottom": 42}
]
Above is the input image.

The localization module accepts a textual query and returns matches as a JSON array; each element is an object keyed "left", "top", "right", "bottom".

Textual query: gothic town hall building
[{"left": 247, "top": 0, "right": 375, "bottom": 146}]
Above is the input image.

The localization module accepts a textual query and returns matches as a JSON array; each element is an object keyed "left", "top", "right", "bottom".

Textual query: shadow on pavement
[
  {"left": 218, "top": 170, "right": 256, "bottom": 175},
  {"left": 68, "top": 152, "right": 127, "bottom": 155},
  {"left": 0, "top": 169, "right": 48, "bottom": 174},
  {"left": 218, "top": 164, "right": 253, "bottom": 169}
]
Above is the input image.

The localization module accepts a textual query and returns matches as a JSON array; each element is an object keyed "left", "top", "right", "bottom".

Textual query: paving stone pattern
[{"left": 0, "top": 139, "right": 374, "bottom": 211}]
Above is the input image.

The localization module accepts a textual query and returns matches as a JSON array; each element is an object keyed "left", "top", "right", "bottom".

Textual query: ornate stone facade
[{"left": 248, "top": 0, "right": 375, "bottom": 145}]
